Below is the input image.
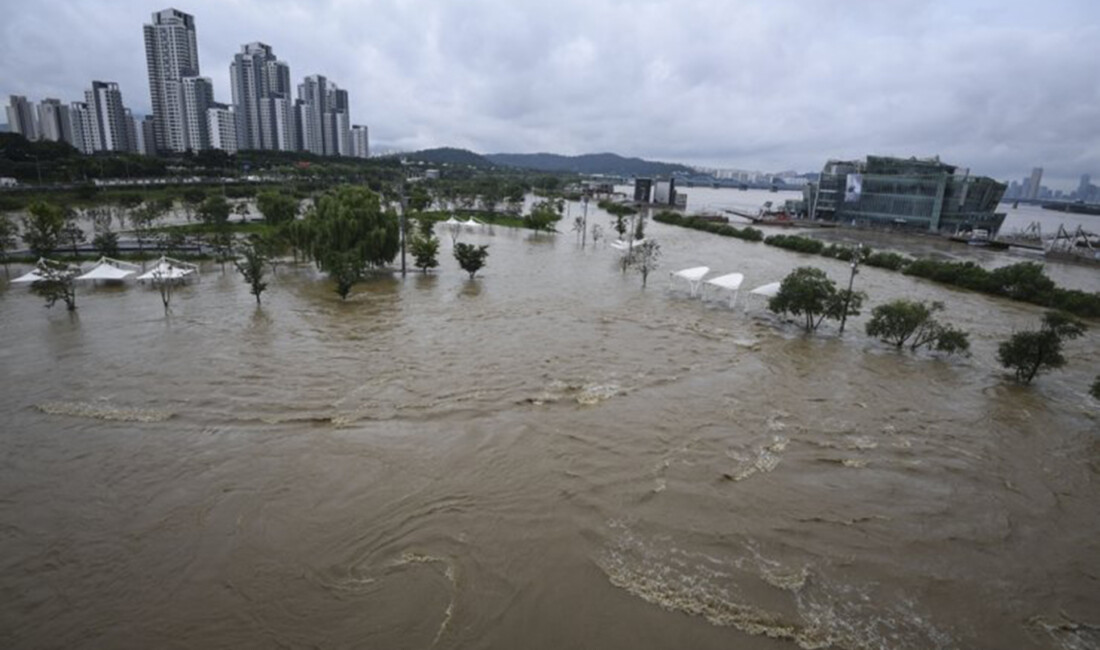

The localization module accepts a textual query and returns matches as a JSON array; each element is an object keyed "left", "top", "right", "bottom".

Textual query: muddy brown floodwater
[{"left": 1, "top": 206, "right": 1098, "bottom": 649}]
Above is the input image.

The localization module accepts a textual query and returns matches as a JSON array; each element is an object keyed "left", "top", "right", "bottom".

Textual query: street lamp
[{"left": 838, "top": 243, "right": 862, "bottom": 334}]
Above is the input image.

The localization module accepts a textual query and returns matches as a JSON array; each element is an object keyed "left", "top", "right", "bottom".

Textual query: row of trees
[{"left": 767, "top": 265, "right": 1091, "bottom": 386}]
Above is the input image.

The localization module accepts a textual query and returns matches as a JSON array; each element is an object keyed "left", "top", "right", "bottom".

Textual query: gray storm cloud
[{"left": 2, "top": 0, "right": 1097, "bottom": 187}]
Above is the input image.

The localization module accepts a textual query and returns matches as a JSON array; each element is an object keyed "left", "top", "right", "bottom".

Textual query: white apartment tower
[
  {"left": 230, "top": 42, "right": 292, "bottom": 151},
  {"left": 144, "top": 8, "right": 200, "bottom": 152},
  {"left": 297, "top": 75, "right": 352, "bottom": 157},
  {"left": 207, "top": 103, "right": 239, "bottom": 153}
]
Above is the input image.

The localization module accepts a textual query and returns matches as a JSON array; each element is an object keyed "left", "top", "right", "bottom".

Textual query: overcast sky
[{"left": 2, "top": 0, "right": 1098, "bottom": 188}]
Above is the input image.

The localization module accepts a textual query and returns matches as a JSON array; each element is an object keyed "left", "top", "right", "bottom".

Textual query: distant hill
[
  {"left": 485, "top": 152, "right": 692, "bottom": 176},
  {"left": 400, "top": 147, "right": 494, "bottom": 168}
]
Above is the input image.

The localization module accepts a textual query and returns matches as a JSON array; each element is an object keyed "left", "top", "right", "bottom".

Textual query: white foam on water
[
  {"left": 1027, "top": 615, "right": 1100, "bottom": 650},
  {"left": 725, "top": 435, "right": 789, "bottom": 481},
  {"left": 598, "top": 522, "right": 957, "bottom": 649},
  {"left": 35, "top": 400, "right": 173, "bottom": 422},
  {"left": 392, "top": 552, "right": 458, "bottom": 647}
]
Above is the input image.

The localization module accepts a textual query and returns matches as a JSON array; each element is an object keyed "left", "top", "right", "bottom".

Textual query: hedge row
[{"left": 653, "top": 211, "right": 764, "bottom": 242}]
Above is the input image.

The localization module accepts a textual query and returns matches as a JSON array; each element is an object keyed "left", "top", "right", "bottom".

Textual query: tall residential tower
[
  {"left": 143, "top": 8, "right": 201, "bottom": 152},
  {"left": 230, "top": 42, "right": 293, "bottom": 151}
]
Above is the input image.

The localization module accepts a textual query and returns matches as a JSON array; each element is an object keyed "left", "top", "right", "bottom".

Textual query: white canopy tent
[
  {"left": 11, "top": 268, "right": 46, "bottom": 283},
  {"left": 610, "top": 238, "right": 646, "bottom": 251},
  {"left": 749, "top": 281, "right": 781, "bottom": 298},
  {"left": 76, "top": 257, "right": 139, "bottom": 281},
  {"left": 11, "top": 259, "right": 82, "bottom": 283},
  {"left": 136, "top": 256, "right": 198, "bottom": 281},
  {"left": 669, "top": 266, "right": 710, "bottom": 297},
  {"left": 463, "top": 217, "right": 486, "bottom": 228},
  {"left": 443, "top": 217, "right": 463, "bottom": 226},
  {"left": 706, "top": 272, "right": 745, "bottom": 307}
]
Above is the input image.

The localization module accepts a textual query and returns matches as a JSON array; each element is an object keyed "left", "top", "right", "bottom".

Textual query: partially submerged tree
[
  {"left": 625, "top": 239, "right": 661, "bottom": 288},
  {"left": 21, "top": 201, "right": 67, "bottom": 258},
  {"left": 30, "top": 258, "right": 80, "bottom": 311},
  {"left": 410, "top": 234, "right": 440, "bottom": 273},
  {"left": 60, "top": 208, "right": 85, "bottom": 256},
  {"left": 865, "top": 299, "right": 971, "bottom": 355},
  {"left": 234, "top": 236, "right": 269, "bottom": 305},
  {"left": 1090, "top": 375, "right": 1100, "bottom": 400},
  {"left": 198, "top": 195, "right": 232, "bottom": 228},
  {"left": 453, "top": 242, "right": 489, "bottom": 279},
  {"left": 301, "top": 185, "right": 400, "bottom": 299},
  {"left": 997, "top": 311, "right": 1087, "bottom": 384},
  {"left": 89, "top": 207, "right": 119, "bottom": 257},
  {"left": 256, "top": 191, "right": 300, "bottom": 226},
  {"left": 526, "top": 199, "right": 563, "bottom": 233},
  {"left": 0, "top": 214, "right": 17, "bottom": 272},
  {"left": 768, "top": 266, "right": 865, "bottom": 333}
]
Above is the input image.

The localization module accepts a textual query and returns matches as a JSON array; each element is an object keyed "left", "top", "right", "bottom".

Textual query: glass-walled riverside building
[{"left": 805, "top": 156, "right": 1007, "bottom": 235}]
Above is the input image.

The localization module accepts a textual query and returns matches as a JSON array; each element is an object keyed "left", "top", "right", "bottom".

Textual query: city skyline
[{"left": 1, "top": 1, "right": 1098, "bottom": 190}]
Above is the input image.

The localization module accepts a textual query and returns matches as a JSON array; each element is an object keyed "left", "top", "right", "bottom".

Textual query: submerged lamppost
[{"left": 838, "top": 243, "right": 862, "bottom": 334}]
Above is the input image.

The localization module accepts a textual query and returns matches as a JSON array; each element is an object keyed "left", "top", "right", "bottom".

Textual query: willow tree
[{"left": 302, "top": 185, "right": 400, "bottom": 299}]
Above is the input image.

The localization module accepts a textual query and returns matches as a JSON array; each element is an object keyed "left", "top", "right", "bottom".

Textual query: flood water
[{"left": 1, "top": 197, "right": 1099, "bottom": 649}]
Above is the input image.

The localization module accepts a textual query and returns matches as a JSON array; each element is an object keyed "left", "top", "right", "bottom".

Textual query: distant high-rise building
[
  {"left": 230, "top": 42, "right": 292, "bottom": 151},
  {"left": 6, "top": 95, "right": 39, "bottom": 140},
  {"left": 37, "top": 98, "right": 73, "bottom": 144},
  {"left": 181, "top": 76, "right": 214, "bottom": 150},
  {"left": 84, "top": 81, "right": 131, "bottom": 152},
  {"left": 129, "top": 113, "right": 155, "bottom": 156},
  {"left": 207, "top": 103, "right": 239, "bottom": 153},
  {"left": 68, "top": 102, "right": 93, "bottom": 154},
  {"left": 144, "top": 8, "right": 200, "bottom": 152},
  {"left": 297, "top": 75, "right": 327, "bottom": 155},
  {"left": 351, "top": 124, "right": 369, "bottom": 159},
  {"left": 296, "top": 74, "right": 352, "bottom": 157},
  {"left": 1026, "top": 167, "right": 1043, "bottom": 200},
  {"left": 267, "top": 96, "right": 299, "bottom": 151},
  {"left": 1076, "top": 174, "right": 1091, "bottom": 200}
]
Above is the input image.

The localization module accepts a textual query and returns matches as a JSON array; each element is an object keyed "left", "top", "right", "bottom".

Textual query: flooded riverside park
[{"left": 1, "top": 190, "right": 1098, "bottom": 649}]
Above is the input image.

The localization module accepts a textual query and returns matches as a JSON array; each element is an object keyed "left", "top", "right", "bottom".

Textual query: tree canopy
[
  {"left": 453, "top": 242, "right": 489, "bottom": 279},
  {"left": 997, "top": 311, "right": 1087, "bottom": 384},
  {"left": 301, "top": 185, "right": 400, "bottom": 299},
  {"left": 768, "top": 266, "right": 864, "bottom": 332},
  {"left": 865, "top": 299, "right": 970, "bottom": 355}
]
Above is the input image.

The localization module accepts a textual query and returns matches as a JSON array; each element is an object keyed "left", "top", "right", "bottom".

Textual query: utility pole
[
  {"left": 399, "top": 182, "right": 408, "bottom": 276},
  {"left": 839, "top": 244, "right": 862, "bottom": 334},
  {"left": 581, "top": 195, "right": 589, "bottom": 249}
]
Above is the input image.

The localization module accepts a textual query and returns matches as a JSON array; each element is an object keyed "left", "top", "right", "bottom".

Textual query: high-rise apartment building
[
  {"left": 37, "top": 98, "right": 73, "bottom": 144},
  {"left": 351, "top": 125, "right": 369, "bottom": 159},
  {"left": 1026, "top": 167, "right": 1043, "bottom": 200},
  {"left": 6, "top": 95, "right": 39, "bottom": 140},
  {"left": 144, "top": 8, "right": 200, "bottom": 152},
  {"left": 68, "top": 102, "right": 93, "bottom": 154},
  {"left": 84, "top": 81, "right": 131, "bottom": 152},
  {"left": 207, "top": 103, "right": 239, "bottom": 153},
  {"left": 230, "top": 42, "right": 292, "bottom": 151},
  {"left": 296, "top": 74, "right": 353, "bottom": 157},
  {"left": 182, "top": 76, "right": 214, "bottom": 150}
]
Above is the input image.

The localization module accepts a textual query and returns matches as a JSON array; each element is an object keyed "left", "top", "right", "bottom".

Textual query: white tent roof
[
  {"left": 443, "top": 217, "right": 463, "bottom": 226},
  {"left": 610, "top": 238, "right": 645, "bottom": 250},
  {"left": 706, "top": 272, "right": 744, "bottom": 291},
  {"left": 463, "top": 218, "right": 485, "bottom": 227},
  {"left": 749, "top": 281, "right": 781, "bottom": 297},
  {"left": 672, "top": 266, "right": 710, "bottom": 282},
  {"left": 136, "top": 257, "right": 198, "bottom": 281},
  {"left": 11, "top": 268, "right": 45, "bottom": 283},
  {"left": 11, "top": 259, "right": 82, "bottom": 283},
  {"left": 76, "top": 258, "right": 139, "bottom": 281}
]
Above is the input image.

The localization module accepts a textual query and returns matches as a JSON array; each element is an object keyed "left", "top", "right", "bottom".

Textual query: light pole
[
  {"left": 839, "top": 244, "right": 862, "bottom": 334},
  {"left": 581, "top": 195, "right": 589, "bottom": 249}
]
